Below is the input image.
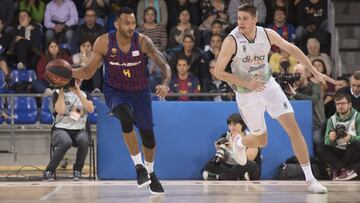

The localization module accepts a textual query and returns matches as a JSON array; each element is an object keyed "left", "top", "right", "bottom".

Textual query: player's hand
[
  {"left": 313, "top": 71, "right": 336, "bottom": 86},
  {"left": 155, "top": 84, "right": 169, "bottom": 99},
  {"left": 244, "top": 78, "right": 266, "bottom": 91}
]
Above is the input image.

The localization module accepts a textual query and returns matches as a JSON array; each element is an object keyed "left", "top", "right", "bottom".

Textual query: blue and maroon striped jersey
[{"left": 103, "top": 31, "right": 149, "bottom": 91}]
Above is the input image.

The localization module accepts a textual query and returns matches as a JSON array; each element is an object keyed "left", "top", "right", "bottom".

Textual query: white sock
[
  {"left": 301, "top": 163, "right": 316, "bottom": 182},
  {"left": 131, "top": 153, "right": 143, "bottom": 166},
  {"left": 235, "top": 137, "right": 246, "bottom": 148},
  {"left": 144, "top": 160, "right": 154, "bottom": 174}
]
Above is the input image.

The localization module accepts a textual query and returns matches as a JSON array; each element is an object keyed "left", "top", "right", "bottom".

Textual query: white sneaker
[
  {"left": 307, "top": 180, "right": 328, "bottom": 194},
  {"left": 232, "top": 136, "right": 247, "bottom": 166}
]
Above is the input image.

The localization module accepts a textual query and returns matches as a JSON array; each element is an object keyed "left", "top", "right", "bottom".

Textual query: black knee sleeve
[
  {"left": 111, "top": 104, "right": 134, "bottom": 133},
  {"left": 139, "top": 129, "right": 156, "bottom": 149}
]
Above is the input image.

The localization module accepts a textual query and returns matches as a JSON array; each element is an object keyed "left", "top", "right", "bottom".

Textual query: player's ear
[{"left": 114, "top": 21, "right": 119, "bottom": 29}]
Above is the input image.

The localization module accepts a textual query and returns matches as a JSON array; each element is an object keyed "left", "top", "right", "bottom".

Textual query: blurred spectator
[
  {"left": 296, "top": 0, "right": 327, "bottom": 40},
  {"left": 228, "top": 0, "right": 267, "bottom": 26},
  {"left": 310, "top": 58, "right": 335, "bottom": 100},
  {"left": 168, "top": 34, "right": 202, "bottom": 78},
  {"left": 72, "top": 38, "right": 102, "bottom": 93},
  {"left": 109, "top": 0, "right": 139, "bottom": 15},
  {"left": 137, "top": 7, "right": 168, "bottom": 92},
  {"left": 286, "top": 64, "right": 325, "bottom": 146},
  {"left": 168, "top": 0, "right": 200, "bottom": 29},
  {"left": 168, "top": 56, "right": 201, "bottom": 101},
  {"left": 198, "top": 0, "right": 228, "bottom": 32},
  {"left": 168, "top": 8, "right": 200, "bottom": 49},
  {"left": 136, "top": 0, "right": 167, "bottom": 26},
  {"left": 32, "top": 40, "right": 71, "bottom": 95},
  {"left": 83, "top": 0, "right": 109, "bottom": 26},
  {"left": 306, "top": 38, "right": 333, "bottom": 76},
  {"left": 201, "top": 19, "right": 225, "bottom": 50},
  {"left": 44, "top": 0, "right": 79, "bottom": 51},
  {"left": 200, "top": 34, "right": 223, "bottom": 83},
  {"left": 72, "top": 8, "right": 105, "bottom": 53},
  {"left": 269, "top": 48, "right": 297, "bottom": 74},
  {"left": 137, "top": 7, "right": 167, "bottom": 52},
  {"left": 0, "top": 18, "right": 11, "bottom": 76},
  {"left": 324, "top": 76, "right": 350, "bottom": 118},
  {"left": 13, "top": 10, "right": 42, "bottom": 70},
  {"left": 267, "top": 6, "right": 296, "bottom": 52},
  {"left": 265, "top": 0, "right": 299, "bottom": 26},
  {"left": 317, "top": 92, "right": 360, "bottom": 181},
  {"left": 0, "top": 0, "right": 15, "bottom": 33},
  {"left": 202, "top": 58, "right": 234, "bottom": 101},
  {"left": 19, "top": 0, "right": 46, "bottom": 24},
  {"left": 338, "top": 71, "right": 360, "bottom": 112}
]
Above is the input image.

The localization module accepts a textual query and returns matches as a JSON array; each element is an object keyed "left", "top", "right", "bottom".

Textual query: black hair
[
  {"left": 274, "top": 6, "right": 287, "bottom": 16},
  {"left": 116, "top": 7, "right": 134, "bottom": 19},
  {"left": 177, "top": 55, "right": 189, "bottom": 65},
  {"left": 143, "top": 7, "right": 157, "bottom": 23},
  {"left": 182, "top": 34, "right": 195, "bottom": 42},
  {"left": 311, "top": 58, "right": 327, "bottom": 75},
  {"left": 227, "top": 113, "right": 247, "bottom": 132},
  {"left": 18, "top": 9, "right": 31, "bottom": 18},
  {"left": 336, "top": 76, "right": 350, "bottom": 85},
  {"left": 352, "top": 71, "right": 360, "bottom": 80},
  {"left": 334, "top": 92, "right": 352, "bottom": 103}
]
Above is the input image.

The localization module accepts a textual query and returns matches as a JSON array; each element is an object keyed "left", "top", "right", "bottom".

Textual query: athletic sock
[
  {"left": 144, "top": 160, "right": 154, "bottom": 174},
  {"left": 131, "top": 153, "right": 143, "bottom": 166},
  {"left": 301, "top": 163, "right": 316, "bottom": 182}
]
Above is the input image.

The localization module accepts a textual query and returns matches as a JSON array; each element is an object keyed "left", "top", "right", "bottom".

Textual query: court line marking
[{"left": 40, "top": 186, "right": 62, "bottom": 200}]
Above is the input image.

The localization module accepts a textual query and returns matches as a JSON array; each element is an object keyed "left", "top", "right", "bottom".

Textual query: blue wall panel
[{"left": 97, "top": 101, "right": 313, "bottom": 180}]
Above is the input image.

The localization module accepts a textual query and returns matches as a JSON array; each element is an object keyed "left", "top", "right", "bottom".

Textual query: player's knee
[
  {"left": 256, "top": 133, "right": 268, "bottom": 147},
  {"left": 139, "top": 129, "right": 156, "bottom": 149},
  {"left": 111, "top": 104, "right": 134, "bottom": 133}
]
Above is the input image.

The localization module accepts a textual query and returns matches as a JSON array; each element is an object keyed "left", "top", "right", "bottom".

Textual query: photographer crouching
[
  {"left": 43, "top": 78, "right": 94, "bottom": 181},
  {"left": 202, "top": 113, "right": 261, "bottom": 180},
  {"left": 317, "top": 92, "right": 360, "bottom": 181}
]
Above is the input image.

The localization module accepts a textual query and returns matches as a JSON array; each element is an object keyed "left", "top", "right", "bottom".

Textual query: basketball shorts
[
  {"left": 103, "top": 83, "right": 154, "bottom": 129},
  {"left": 235, "top": 77, "right": 293, "bottom": 135}
]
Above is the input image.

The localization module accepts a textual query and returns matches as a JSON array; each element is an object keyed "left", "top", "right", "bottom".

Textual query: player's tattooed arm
[{"left": 140, "top": 35, "right": 171, "bottom": 86}]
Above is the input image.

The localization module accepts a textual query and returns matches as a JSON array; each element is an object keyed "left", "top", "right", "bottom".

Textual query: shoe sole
[
  {"left": 335, "top": 173, "right": 358, "bottom": 181},
  {"left": 138, "top": 179, "right": 151, "bottom": 189},
  {"left": 149, "top": 188, "right": 165, "bottom": 195}
]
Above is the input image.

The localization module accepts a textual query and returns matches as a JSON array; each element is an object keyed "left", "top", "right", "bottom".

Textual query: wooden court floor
[{"left": 0, "top": 180, "right": 359, "bottom": 203}]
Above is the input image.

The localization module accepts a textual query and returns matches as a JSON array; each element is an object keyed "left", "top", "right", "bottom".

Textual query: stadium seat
[
  {"left": 9, "top": 69, "right": 37, "bottom": 84},
  {"left": 88, "top": 96, "right": 100, "bottom": 124},
  {"left": 6, "top": 96, "right": 37, "bottom": 124},
  {"left": 0, "top": 97, "right": 4, "bottom": 124},
  {"left": 40, "top": 96, "right": 54, "bottom": 124},
  {"left": 0, "top": 71, "right": 5, "bottom": 93}
]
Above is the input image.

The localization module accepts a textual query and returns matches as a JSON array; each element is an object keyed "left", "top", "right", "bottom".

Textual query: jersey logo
[
  {"left": 132, "top": 50, "right": 139, "bottom": 57},
  {"left": 283, "top": 102, "right": 288, "bottom": 110}
]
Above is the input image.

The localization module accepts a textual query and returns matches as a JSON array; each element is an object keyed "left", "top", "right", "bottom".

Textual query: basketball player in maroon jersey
[{"left": 72, "top": 7, "right": 171, "bottom": 194}]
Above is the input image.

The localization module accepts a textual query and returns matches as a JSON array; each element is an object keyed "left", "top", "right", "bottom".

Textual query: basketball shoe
[
  {"left": 135, "top": 164, "right": 151, "bottom": 188},
  {"left": 307, "top": 179, "right": 328, "bottom": 193},
  {"left": 149, "top": 172, "right": 164, "bottom": 194}
]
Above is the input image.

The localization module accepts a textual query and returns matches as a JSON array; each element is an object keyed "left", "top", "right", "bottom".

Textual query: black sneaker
[
  {"left": 73, "top": 170, "right": 82, "bottom": 181},
  {"left": 43, "top": 171, "right": 54, "bottom": 181},
  {"left": 135, "top": 164, "right": 151, "bottom": 188},
  {"left": 149, "top": 172, "right": 164, "bottom": 194}
]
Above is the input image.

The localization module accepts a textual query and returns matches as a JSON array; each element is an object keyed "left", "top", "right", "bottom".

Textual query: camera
[
  {"left": 63, "top": 78, "right": 75, "bottom": 89},
  {"left": 335, "top": 124, "right": 347, "bottom": 139},
  {"left": 213, "top": 137, "right": 230, "bottom": 163}
]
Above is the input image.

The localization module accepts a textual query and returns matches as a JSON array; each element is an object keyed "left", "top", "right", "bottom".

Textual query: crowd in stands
[{"left": 0, "top": 0, "right": 332, "bottom": 100}]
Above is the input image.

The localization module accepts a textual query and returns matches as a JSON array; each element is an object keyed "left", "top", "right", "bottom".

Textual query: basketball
[{"left": 45, "top": 59, "right": 72, "bottom": 87}]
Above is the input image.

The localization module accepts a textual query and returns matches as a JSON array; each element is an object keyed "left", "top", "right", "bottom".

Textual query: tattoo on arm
[{"left": 143, "top": 36, "right": 171, "bottom": 86}]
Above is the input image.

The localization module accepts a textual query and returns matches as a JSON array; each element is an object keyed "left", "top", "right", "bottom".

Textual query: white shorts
[{"left": 235, "top": 77, "right": 293, "bottom": 135}]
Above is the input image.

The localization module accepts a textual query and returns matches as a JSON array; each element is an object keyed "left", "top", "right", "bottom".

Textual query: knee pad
[
  {"left": 111, "top": 104, "right": 134, "bottom": 133},
  {"left": 139, "top": 129, "right": 156, "bottom": 149}
]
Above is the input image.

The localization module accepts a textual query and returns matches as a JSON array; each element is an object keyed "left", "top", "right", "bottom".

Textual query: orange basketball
[{"left": 45, "top": 59, "right": 72, "bottom": 87}]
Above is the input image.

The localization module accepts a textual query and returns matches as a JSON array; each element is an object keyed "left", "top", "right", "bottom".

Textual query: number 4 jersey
[{"left": 104, "top": 30, "right": 149, "bottom": 92}]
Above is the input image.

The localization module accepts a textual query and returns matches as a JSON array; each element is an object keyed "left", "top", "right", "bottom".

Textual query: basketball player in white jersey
[{"left": 214, "top": 4, "right": 333, "bottom": 193}]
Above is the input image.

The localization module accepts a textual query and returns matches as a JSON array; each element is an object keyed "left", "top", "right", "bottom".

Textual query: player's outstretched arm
[
  {"left": 72, "top": 34, "right": 107, "bottom": 80},
  {"left": 140, "top": 34, "right": 171, "bottom": 98},
  {"left": 214, "top": 36, "right": 265, "bottom": 91},
  {"left": 265, "top": 28, "right": 335, "bottom": 85}
]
